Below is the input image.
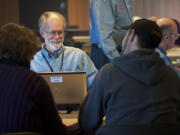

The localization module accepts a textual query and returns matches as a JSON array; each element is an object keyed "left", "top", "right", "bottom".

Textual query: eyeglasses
[
  {"left": 44, "top": 30, "right": 64, "bottom": 36},
  {"left": 176, "top": 33, "right": 180, "bottom": 40}
]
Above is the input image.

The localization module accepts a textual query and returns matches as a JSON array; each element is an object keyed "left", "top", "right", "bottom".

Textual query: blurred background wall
[
  {"left": 0, "top": 0, "right": 180, "bottom": 30},
  {"left": 0, "top": 0, "right": 19, "bottom": 26}
]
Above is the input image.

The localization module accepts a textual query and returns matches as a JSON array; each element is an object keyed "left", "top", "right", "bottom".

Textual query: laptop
[{"left": 39, "top": 72, "right": 87, "bottom": 112}]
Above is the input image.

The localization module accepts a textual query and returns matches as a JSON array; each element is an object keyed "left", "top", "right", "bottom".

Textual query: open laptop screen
[{"left": 39, "top": 72, "right": 87, "bottom": 111}]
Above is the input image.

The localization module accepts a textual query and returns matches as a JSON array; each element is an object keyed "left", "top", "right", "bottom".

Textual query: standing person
[
  {"left": 78, "top": 19, "right": 180, "bottom": 133},
  {"left": 31, "top": 11, "right": 98, "bottom": 89},
  {"left": 155, "top": 18, "right": 180, "bottom": 77},
  {"left": 89, "top": 0, "right": 133, "bottom": 70},
  {"left": 0, "top": 23, "right": 67, "bottom": 135}
]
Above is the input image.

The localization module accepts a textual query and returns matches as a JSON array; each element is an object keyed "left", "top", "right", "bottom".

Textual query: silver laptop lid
[{"left": 39, "top": 72, "right": 87, "bottom": 107}]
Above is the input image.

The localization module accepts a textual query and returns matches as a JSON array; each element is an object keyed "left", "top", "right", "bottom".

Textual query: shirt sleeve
[
  {"left": 81, "top": 51, "right": 98, "bottom": 88},
  {"left": 91, "top": 0, "right": 133, "bottom": 61},
  {"left": 92, "top": 0, "right": 120, "bottom": 61},
  {"left": 30, "top": 53, "right": 49, "bottom": 73}
]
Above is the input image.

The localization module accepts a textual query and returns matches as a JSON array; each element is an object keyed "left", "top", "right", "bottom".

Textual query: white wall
[{"left": 132, "top": 0, "right": 180, "bottom": 21}]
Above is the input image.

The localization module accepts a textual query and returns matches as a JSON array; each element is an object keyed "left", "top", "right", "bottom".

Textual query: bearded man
[{"left": 31, "top": 11, "right": 97, "bottom": 89}]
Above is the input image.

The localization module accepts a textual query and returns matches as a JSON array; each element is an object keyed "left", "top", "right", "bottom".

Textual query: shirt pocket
[{"left": 115, "top": 2, "right": 131, "bottom": 25}]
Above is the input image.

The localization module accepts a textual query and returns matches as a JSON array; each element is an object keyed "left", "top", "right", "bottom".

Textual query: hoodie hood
[{"left": 113, "top": 49, "right": 166, "bottom": 86}]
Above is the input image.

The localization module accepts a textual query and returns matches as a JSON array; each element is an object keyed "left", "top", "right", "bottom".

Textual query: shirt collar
[{"left": 157, "top": 46, "right": 167, "bottom": 55}]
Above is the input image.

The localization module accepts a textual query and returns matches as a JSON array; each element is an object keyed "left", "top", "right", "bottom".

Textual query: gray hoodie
[{"left": 79, "top": 49, "right": 180, "bottom": 132}]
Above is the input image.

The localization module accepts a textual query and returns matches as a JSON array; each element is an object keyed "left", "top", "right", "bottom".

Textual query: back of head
[
  {"left": 0, "top": 23, "right": 41, "bottom": 67},
  {"left": 130, "top": 19, "right": 162, "bottom": 49},
  {"left": 156, "top": 18, "right": 177, "bottom": 36},
  {"left": 38, "top": 11, "right": 66, "bottom": 31},
  {"left": 156, "top": 18, "right": 178, "bottom": 50}
]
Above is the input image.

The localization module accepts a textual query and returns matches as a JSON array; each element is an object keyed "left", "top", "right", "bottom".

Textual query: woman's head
[{"left": 0, "top": 23, "right": 41, "bottom": 66}]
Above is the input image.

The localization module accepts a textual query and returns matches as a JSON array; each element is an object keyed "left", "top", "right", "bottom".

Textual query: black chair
[{"left": 96, "top": 122, "right": 180, "bottom": 135}]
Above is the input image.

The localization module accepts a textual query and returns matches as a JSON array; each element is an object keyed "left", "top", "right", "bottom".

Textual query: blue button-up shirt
[
  {"left": 31, "top": 45, "right": 98, "bottom": 88},
  {"left": 89, "top": 0, "right": 133, "bottom": 61}
]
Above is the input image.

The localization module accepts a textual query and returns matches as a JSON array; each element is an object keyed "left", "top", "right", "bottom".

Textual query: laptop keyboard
[{"left": 59, "top": 110, "right": 79, "bottom": 119}]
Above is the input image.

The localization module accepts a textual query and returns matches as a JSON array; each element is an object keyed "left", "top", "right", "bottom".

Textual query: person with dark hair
[
  {"left": 31, "top": 11, "right": 97, "bottom": 89},
  {"left": 78, "top": 19, "right": 180, "bottom": 133},
  {"left": 0, "top": 23, "right": 68, "bottom": 135}
]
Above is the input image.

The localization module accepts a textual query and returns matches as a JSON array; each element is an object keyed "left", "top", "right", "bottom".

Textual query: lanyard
[{"left": 41, "top": 49, "right": 65, "bottom": 72}]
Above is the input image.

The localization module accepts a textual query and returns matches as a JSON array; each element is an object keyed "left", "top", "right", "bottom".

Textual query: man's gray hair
[{"left": 38, "top": 11, "right": 67, "bottom": 31}]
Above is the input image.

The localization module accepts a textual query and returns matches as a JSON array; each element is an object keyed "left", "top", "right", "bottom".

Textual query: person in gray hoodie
[{"left": 78, "top": 19, "right": 180, "bottom": 133}]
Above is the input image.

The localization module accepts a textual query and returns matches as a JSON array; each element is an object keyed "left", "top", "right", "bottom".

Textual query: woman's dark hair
[{"left": 0, "top": 23, "right": 41, "bottom": 66}]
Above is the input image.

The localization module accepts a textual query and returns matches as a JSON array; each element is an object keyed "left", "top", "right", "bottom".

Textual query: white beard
[{"left": 45, "top": 38, "right": 64, "bottom": 52}]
